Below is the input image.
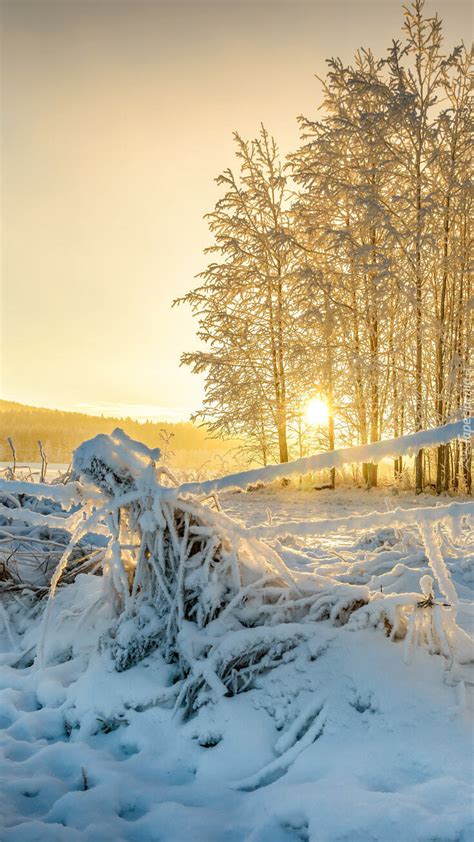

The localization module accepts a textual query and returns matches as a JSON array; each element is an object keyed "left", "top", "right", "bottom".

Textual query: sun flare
[{"left": 305, "top": 396, "right": 329, "bottom": 427}]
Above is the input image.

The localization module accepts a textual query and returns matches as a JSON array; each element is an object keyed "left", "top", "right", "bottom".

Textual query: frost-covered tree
[
  {"left": 379, "top": 0, "right": 455, "bottom": 491},
  {"left": 176, "top": 126, "right": 301, "bottom": 464},
  {"left": 291, "top": 50, "right": 400, "bottom": 486},
  {"left": 290, "top": 0, "right": 471, "bottom": 490},
  {"left": 180, "top": 0, "right": 472, "bottom": 492},
  {"left": 430, "top": 46, "right": 472, "bottom": 491}
]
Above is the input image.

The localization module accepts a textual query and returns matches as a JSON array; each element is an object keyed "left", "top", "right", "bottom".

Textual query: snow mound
[{"left": 73, "top": 428, "right": 161, "bottom": 495}]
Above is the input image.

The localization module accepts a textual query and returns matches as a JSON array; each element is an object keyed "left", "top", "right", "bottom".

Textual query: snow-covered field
[{"left": 1, "top": 478, "right": 473, "bottom": 842}]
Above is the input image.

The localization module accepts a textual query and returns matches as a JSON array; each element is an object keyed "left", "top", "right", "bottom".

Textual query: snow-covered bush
[{"left": 36, "top": 430, "right": 364, "bottom": 713}]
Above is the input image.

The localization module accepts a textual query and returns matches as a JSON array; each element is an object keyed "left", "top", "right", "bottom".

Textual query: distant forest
[{"left": 0, "top": 401, "right": 240, "bottom": 468}]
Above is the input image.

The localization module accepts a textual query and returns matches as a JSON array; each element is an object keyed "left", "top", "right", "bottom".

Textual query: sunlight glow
[{"left": 305, "top": 396, "right": 329, "bottom": 427}]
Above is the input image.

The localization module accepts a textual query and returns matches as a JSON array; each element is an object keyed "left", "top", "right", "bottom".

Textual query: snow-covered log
[
  {"left": 179, "top": 418, "right": 473, "bottom": 495},
  {"left": 246, "top": 499, "right": 474, "bottom": 543}
]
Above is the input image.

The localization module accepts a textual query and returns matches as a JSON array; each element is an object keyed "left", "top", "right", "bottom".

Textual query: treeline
[
  {"left": 0, "top": 400, "right": 239, "bottom": 467},
  {"left": 178, "top": 0, "right": 472, "bottom": 493}
]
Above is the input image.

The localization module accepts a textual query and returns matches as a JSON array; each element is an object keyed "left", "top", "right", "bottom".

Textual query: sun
[{"left": 305, "top": 396, "right": 329, "bottom": 427}]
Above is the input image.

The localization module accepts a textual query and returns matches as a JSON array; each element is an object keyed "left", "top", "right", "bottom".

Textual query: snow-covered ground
[{"left": 1, "top": 485, "right": 473, "bottom": 842}]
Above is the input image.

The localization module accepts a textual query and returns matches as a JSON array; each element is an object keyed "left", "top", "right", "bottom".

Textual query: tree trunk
[
  {"left": 414, "top": 158, "right": 424, "bottom": 494},
  {"left": 436, "top": 193, "right": 451, "bottom": 493},
  {"left": 276, "top": 276, "right": 289, "bottom": 463},
  {"left": 325, "top": 290, "right": 336, "bottom": 489},
  {"left": 462, "top": 439, "right": 472, "bottom": 495},
  {"left": 368, "top": 230, "right": 379, "bottom": 488},
  {"left": 267, "top": 273, "right": 288, "bottom": 464},
  {"left": 349, "top": 277, "right": 368, "bottom": 483}
]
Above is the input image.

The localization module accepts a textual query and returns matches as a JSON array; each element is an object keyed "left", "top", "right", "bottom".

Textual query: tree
[
  {"left": 180, "top": 1, "right": 472, "bottom": 490},
  {"left": 176, "top": 126, "right": 300, "bottom": 464},
  {"left": 291, "top": 50, "right": 399, "bottom": 486}
]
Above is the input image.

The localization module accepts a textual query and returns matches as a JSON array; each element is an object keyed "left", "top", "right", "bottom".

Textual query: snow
[
  {"left": 0, "top": 480, "right": 102, "bottom": 506},
  {"left": 0, "top": 481, "right": 473, "bottom": 841},
  {"left": 73, "top": 428, "right": 161, "bottom": 496}
]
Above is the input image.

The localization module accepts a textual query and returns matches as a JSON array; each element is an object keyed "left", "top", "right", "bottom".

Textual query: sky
[{"left": 1, "top": 0, "right": 471, "bottom": 422}]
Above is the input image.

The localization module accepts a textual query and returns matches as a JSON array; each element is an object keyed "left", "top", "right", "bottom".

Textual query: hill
[{"left": 0, "top": 400, "right": 241, "bottom": 469}]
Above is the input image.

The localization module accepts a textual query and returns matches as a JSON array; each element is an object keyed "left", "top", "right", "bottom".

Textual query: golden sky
[{"left": 1, "top": 0, "right": 471, "bottom": 421}]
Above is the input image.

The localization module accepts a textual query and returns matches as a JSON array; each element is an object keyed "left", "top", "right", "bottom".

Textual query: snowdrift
[{"left": 0, "top": 423, "right": 473, "bottom": 841}]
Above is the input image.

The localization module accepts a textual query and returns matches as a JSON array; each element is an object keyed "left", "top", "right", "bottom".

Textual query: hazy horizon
[
  {"left": 1, "top": 394, "right": 193, "bottom": 423},
  {"left": 1, "top": 0, "right": 471, "bottom": 421}
]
